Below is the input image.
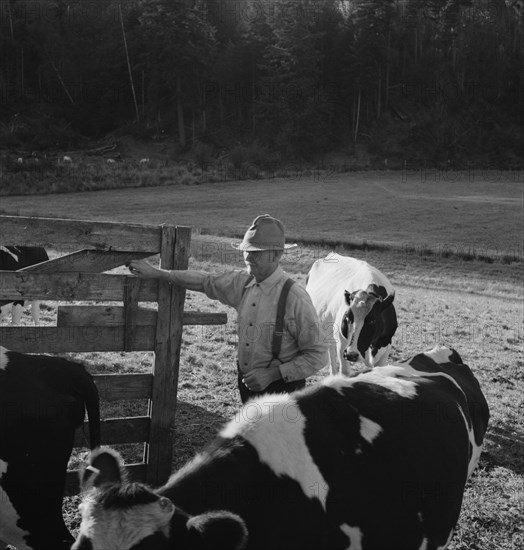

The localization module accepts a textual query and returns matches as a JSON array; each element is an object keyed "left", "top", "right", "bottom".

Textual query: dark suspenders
[
  {"left": 242, "top": 275, "right": 296, "bottom": 362},
  {"left": 271, "top": 278, "right": 295, "bottom": 361}
]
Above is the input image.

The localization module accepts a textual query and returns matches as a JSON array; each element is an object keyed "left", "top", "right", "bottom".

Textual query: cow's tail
[{"left": 82, "top": 372, "right": 101, "bottom": 449}]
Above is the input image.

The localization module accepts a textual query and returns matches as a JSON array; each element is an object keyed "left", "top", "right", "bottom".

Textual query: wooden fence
[{"left": 0, "top": 215, "right": 227, "bottom": 492}]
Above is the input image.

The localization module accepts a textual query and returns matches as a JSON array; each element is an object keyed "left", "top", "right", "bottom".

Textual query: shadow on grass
[
  {"left": 482, "top": 424, "right": 524, "bottom": 475},
  {"left": 172, "top": 401, "right": 228, "bottom": 469}
]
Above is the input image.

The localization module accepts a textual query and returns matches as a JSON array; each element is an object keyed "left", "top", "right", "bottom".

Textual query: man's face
[{"left": 243, "top": 249, "right": 282, "bottom": 282}]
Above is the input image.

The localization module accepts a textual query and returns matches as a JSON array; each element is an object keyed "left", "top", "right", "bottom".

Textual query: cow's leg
[
  {"left": 30, "top": 301, "right": 41, "bottom": 325},
  {"left": 328, "top": 344, "right": 339, "bottom": 376},
  {"left": 0, "top": 303, "right": 12, "bottom": 323},
  {"left": 11, "top": 304, "right": 23, "bottom": 325},
  {"left": 336, "top": 342, "right": 350, "bottom": 376},
  {"left": 370, "top": 344, "right": 392, "bottom": 367},
  {"left": 339, "top": 357, "right": 353, "bottom": 377}
]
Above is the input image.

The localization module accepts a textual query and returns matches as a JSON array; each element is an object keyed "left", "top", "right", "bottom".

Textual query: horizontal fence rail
[
  {"left": 0, "top": 272, "right": 158, "bottom": 302},
  {"left": 73, "top": 416, "right": 151, "bottom": 448},
  {"left": 93, "top": 373, "right": 153, "bottom": 401},
  {"left": 0, "top": 215, "right": 161, "bottom": 252},
  {"left": 20, "top": 249, "right": 154, "bottom": 273},
  {"left": 56, "top": 306, "right": 227, "bottom": 327}
]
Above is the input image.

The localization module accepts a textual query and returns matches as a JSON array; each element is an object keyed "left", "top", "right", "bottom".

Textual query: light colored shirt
[{"left": 202, "top": 266, "right": 328, "bottom": 382}]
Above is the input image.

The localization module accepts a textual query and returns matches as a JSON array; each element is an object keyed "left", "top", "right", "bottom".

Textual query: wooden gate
[{"left": 0, "top": 215, "right": 226, "bottom": 490}]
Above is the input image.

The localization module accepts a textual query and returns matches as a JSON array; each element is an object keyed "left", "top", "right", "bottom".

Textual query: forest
[{"left": 1, "top": 0, "right": 523, "bottom": 166}]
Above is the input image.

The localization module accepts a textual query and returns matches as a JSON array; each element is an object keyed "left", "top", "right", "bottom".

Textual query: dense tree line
[{"left": 1, "top": 0, "right": 523, "bottom": 163}]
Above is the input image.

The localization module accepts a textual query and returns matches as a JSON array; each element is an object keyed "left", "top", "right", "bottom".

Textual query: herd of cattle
[{"left": 0, "top": 247, "right": 490, "bottom": 549}]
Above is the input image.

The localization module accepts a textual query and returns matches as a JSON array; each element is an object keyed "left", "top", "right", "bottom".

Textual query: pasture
[{"left": 1, "top": 171, "right": 522, "bottom": 549}]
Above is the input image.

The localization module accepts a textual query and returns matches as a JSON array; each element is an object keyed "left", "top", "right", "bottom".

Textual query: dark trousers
[{"left": 237, "top": 372, "right": 306, "bottom": 404}]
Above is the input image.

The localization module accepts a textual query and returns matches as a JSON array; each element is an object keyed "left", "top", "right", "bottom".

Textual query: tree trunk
[
  {"left": 201, "top": 84, "right": 207, "bottom": 135},
  {"left": 219, "top": 83, "right": 224, "bottom": 128},
  {"left": 354, "top": 88, "right": 361, "bottom": 142},
  {"left": 7, "top": 0, "right": 15, "bottom": 43},
  {"left": 192, "top": 109, "right": 195, "bottom": 146},
  {"left": 119, "top": 3, "right": 139, "bottom": 122},
  {"left": 377, "top": 64, "right": 382, "bottom": 119},
  {"left": 49, "top": 59, "right": 74, "bottom": 104},
  {"left": 141, "top": 71, "right": 145, "bottom": 116},
  {"left": 252, "top": 64, "right": 256, "bottom": 131},
  {"left": 20, "top": 48, "right": 24, "bottom": 99},
  {"left": 385, "top": 29, "right": 390, "bottom": 110},
  {"left": 177, "top": 76, "right": 186, "bottom": 148}
]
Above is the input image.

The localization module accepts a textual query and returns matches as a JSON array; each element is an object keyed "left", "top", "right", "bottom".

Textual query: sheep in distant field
[
  {"left": 106, "top": 158, "right": 116, "bottom": 165},
  {"left": 63, "top": 156, "right": 72, "bottom": 164},
  {"left": 139, "top": 158, "right": 150, "bottom": 166},
  {"left": 17, "top": 158, "right": 23, "bottom": 164}
]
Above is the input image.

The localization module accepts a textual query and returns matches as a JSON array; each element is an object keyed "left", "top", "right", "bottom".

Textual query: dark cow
[
  {"left": 73, "top": 345, "right": 489, "bottom": 550},
  {"left": 0, "top": 346, "right": 100, "bottom": 550},
  {"left": 0, "top": 246, "right": 49, "bottom": 325},
  {"left": 306, "top": 253, "right": 397, "bottom": 375}
]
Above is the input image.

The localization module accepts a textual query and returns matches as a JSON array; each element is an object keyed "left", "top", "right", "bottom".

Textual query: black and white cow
[
  {"left": 0, "top": 347, "right": 100, "bottom": 550},
  {"left": 306, "top": 253, "right": 398, "bottom": 375},
  {"left": 73, "top": 345, "right": 489, "bottom": 550},
  {"left": 0, "top": 246, "right": 49, "bottom": 325}
]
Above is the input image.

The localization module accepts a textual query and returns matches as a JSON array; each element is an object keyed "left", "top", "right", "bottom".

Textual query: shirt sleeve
[
  {"left": 278, "top": 285, "right": 330, "bottom": 382},
  {"left": 201, "top": 270, "right": 252, "bottom": 309}
]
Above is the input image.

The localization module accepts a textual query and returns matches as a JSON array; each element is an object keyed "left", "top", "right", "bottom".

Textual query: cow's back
[
  {"left": 0, "top": 347, "right": 100, "bottom": 550},
  {"left": 170, "top": 352, "right": 485, "bottom": 549},
  {"left": 73, "top": 346, "right": 487, "bottom": 550},
  {"left": 306, "top": 253, "right": 393, "bottom": 320}
]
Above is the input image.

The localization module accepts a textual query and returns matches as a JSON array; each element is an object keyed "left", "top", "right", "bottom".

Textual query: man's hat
[{"left": 231, "top": 214, "right": 297, "bottom": 251}]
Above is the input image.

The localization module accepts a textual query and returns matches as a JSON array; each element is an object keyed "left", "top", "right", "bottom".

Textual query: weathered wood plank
[
  {"left": 0, "top": 326, "right": 156, "bottom": 352},
  {"left": 65, "top": 463, "right": 146, "bottom": 496},
  {"left": 73, "top": 416, "right": 150, "bottom": 448},
  {"left": 93, "top": 373, "right": 153, "bottom": 401},
  {"left": 0, "top": 272, "right": 157, "bottom": 301},
  {"left": 0, "top": 215, "right": 162, "bottom": 252},
  {"left": 146, "top": 226, "right": 191, "bottom": 485},
  {"left": 20, "top": 250, "right": 153, "bottom": 273},
  {"left": 124, "top": 276, "right": 140, "bottom": 351},
  {"left": 56, "top": 305, "right": 227, "bottom": 327}
]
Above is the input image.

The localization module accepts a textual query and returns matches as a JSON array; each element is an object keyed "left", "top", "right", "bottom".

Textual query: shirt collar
[{"left": 246, "top": 266, "right": 286, "bottom": 294}]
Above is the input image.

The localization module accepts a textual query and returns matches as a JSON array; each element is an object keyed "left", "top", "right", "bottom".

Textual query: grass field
[
  {"left": 1, "top": 172, "right": 522, "bottom": 548},
  {"left": 1, "top": 170, "right": 522, "bottom": 259}
]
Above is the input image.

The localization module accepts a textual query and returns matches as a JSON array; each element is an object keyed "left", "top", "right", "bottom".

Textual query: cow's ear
[
  {"left": 448, "top": 348, "right": 463, "bottom": 364},
  {"left": 366, "top": 284, "right": 388, "bottom": 301},
  {"left": 186, "top": 511, "right": 248, "bottom": 550},
  {"left": 344, "top": 290, "right": 352, "bottom": 305},
  {"left": 366, "top": 283, "right": 380, "bottom": 298},
  {"left": 80, "top": 446, "right": 125, "bottom": 491},
  {"left": 381, "top": 291, "right": 395, "bottom": 309}
]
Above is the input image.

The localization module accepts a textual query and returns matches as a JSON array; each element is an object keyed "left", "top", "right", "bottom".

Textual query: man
[{"left": 128, "top": 214, "right": 327, "bottom": 403}]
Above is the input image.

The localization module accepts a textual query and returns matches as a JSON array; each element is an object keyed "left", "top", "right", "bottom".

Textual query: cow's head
[
  {"left": 72, "top": 447, "right": 247, "bottom": 550},
  {"left": 341, "top": 284, "right": 395, "bottom": 363}
]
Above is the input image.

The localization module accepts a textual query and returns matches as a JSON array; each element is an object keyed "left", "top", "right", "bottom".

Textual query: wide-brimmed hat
[{"left": 231, "top": 214, "right": 297, "bottom": 251}]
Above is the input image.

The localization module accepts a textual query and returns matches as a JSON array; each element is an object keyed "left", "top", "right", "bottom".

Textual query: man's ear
[
  {"left": 186, "top": 511, "right": 248, "bottom": 550},
  {"left": 79, "top": 446, "right": 126, "bottom": 491},
  {"left": 273, "top": 249, "right": 284, "bottom": 262}
]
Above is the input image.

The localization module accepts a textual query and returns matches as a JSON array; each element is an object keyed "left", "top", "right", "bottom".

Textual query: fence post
[{"left": 146, "top": 225, "right": 191, "bottom": 485}]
